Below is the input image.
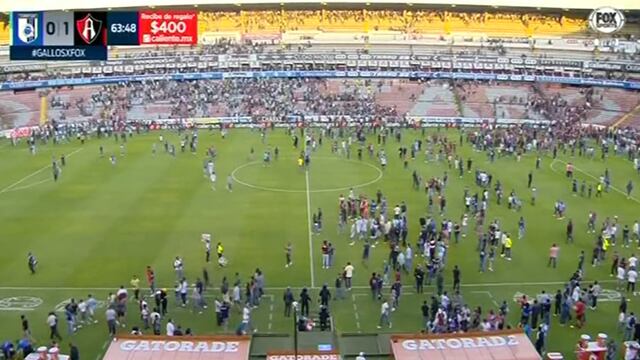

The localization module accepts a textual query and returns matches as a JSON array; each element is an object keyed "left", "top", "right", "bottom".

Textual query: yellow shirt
[
  {"left": 505, "top": 237, "right": 513, "bottom": 249},
  {"left": 130, "top": 278, "right": 140, "bottom": 290},
  {"left": 298, "top": 158, "right": 303, "bottom": 166},
  {"left": 217, "top": 245, "right": 224, "bottom": 255}
]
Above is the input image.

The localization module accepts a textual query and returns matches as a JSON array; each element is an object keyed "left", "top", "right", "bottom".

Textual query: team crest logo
[
  {"left": 17, "top": 14, "right": 38, "bottom": 44},
  {"left": 76, "top": 13, "right": 103, "bottom": 44}
]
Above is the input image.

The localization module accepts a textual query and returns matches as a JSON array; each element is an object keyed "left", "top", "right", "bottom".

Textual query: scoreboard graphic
[{"left": 10, "top": 10, "right": 198, "bottom": 61}]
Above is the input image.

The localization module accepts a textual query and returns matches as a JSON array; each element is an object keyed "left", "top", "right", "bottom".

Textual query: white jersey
[
  {"left": 174, "top": 259, "right": 183, "bottom": 271},
  {"left": 618, "top": 266, "right": 627, "bottom": 281}
]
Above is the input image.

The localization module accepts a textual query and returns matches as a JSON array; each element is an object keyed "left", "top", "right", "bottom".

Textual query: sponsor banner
[
  {"left": 391, "top": 331, "right": 541, "bottom": 360},
  {"left": 241, "top": 33, "right": 281, "bottom": 42},
  {"left": 266, "top": 352, "right": 341, "bottom": 360},
  {"left": 10, "top": 52, "right": 640, "bottom": 75},
  {"left": 0, "top": 64, "right": 47, "bottom": 73},
  {"left": 102, "top": 335, "right": 250, "bottom": 360},
  {"left": 138, "top": 11, "right": 198, "bottom": 45},
  {"left": 0, "top": 71, "right": 639, "bottom": 91},
  {"left": 8, "top": 127, "right": 38, "bottom": 139}
]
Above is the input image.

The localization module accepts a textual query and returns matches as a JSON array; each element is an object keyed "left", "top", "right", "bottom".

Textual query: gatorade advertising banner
[
  {"left": 390, "top": 331, "right": 541, "bottom": 360},
  {"left": 101, "top": 335, "right": 251, "bottom": 360},
  {"left": 266, "top": 352, "right": 342, "bottom": 360}
]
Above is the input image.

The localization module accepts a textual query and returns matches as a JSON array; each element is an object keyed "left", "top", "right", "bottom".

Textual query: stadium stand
[
  {"left": 0, "top": 9, "right": 637, "bottom": 45},
  {"left": 0, "top": 79, "right": 636, "bottom": 130},
  {"left": 195, "top": 9, "right": 623, "bottom": 37}
]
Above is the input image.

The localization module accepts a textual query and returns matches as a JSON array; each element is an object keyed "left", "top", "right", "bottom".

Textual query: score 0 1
[{"left": 42, "top": 11, "right": 75, "bottom": 46}]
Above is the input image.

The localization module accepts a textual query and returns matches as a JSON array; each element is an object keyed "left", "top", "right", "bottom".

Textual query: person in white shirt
[
  {"left": 47, "top": 312, "right": 62, "bottom": 341},
  {"left": 86, "top": 294, "right": 98, "bottom": 324},
  {"left": 618, "top": 265, "right": 627, "bottom": 291},
  {"left": 625, "top": 342, "right": 640, "bottom": 360},
  {"left": 179, "top": 279, "right": 188, "bottom": 307},
  {"left": 629, "top": 255, "right": 638, "bottom": 269},
  {"left": 150, "top": 310, "right": 161, "bottom": 335},
  {"left": 571, "top": 286, "right": 581, "bottom": 304},
  {"left": 105, "top": 308, "right": 117, "bottom": 337},
  {"left": 627, "top": 268, "right": 638, "bottom": 295},
  {"left": 355, "top": 352, "right": 366, "bottom": 360},
  {"left": 242, "top": 304, "right": 254, "bottom": 334},
  {"left": 166, "top": 319, "right": 175, "bottom": 336},
  {"left": 344, "top": 262, "right": 354, "bottom": 290},
  {"left": 619, "top": 311, "right": 627, "bottom": 332},
  {"left": 116, "top": 286, "right": 128, "bottom": 301},
  {"left": 174, "top": 256, "right": 184, "bottom": 280},
  {"left": 378, "top": 299, "right": 391, "bottom": 329},
  {"left": 77, "top": 299, "right": 87, "bottom": 326}
]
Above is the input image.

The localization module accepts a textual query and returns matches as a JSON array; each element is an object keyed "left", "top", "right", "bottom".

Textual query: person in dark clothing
[
  {"left": 283, "top": 288, "right": 294, "bottom": 317},
  {"left": 436, "top": 271, "right": 444, "bottom": 296},
  {"left": 452, "top": 265, "right": 461, "bottom": 292},
  {"left": 554, "top": 290, "right": 562, "bottom": 316},
  {"left": 69, "top": 343, "right": 79, "bottom": 360},
  {"left": 299, "top": 288, "right": 311, "bottom": 317},
  {"left": 319, "top": 306, "right": 330, "bottom": 331},
  {"left": 415, "top": 266, "right": 424, "bottom": 294},
  {"left": 534, "top": 325, "right": 546, "bottom": 354},
  {"left": 531, "top": 300, "right": 541, "bottom": 329},
  {"left": 319, "top": 284, "right": 331, "bottom": 308},
  {"left": 421, "top": 301, "right": 430, "bottom": 331}
]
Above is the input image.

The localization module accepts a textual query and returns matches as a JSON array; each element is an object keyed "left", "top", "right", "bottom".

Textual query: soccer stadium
[{"left": 0, "top": 0, "right": 639, "bottom": 359}]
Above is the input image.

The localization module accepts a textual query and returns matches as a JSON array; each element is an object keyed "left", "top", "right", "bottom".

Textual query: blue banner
[
  {"left": 10, "top": 45, "right": 107, "bottom": 61},
  {"left": 0, "top": 70, "right": 639, "bottom": 91}
]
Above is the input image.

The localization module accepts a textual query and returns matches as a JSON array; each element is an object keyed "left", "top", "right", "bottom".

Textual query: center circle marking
[{"left": 231, "top": 156, "right": 383, "bottom": 193}]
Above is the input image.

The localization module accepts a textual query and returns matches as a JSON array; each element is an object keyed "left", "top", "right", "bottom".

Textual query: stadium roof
[{"left": 2, "top": 0, "right": 639, "bottom": 12}]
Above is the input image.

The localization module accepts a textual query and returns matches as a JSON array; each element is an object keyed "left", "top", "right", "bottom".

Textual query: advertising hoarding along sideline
[
  {"left": 267, "top": 352, "right": 342, "bottom": 360},
  {"left": 390, "top": 331, "right": 541, "bottom": 360},
  {"left": 101, "top": 335, "right": 251, "bottom": 360}
]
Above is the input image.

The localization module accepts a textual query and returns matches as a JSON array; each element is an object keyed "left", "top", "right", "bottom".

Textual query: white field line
[
  {"left": 549, "top": 158, "right": 640, "bottom": 205},
  {"left": 351, "top": 294, "right": 361, "bottom": 331},
  {"left": 304, "top": 132, "right": 316, "bottom": 289},
  {"left": 0, "top": 279, "right": 617, "bottom": 292},
  {"left": 0, "top": 148, "right": 83, "bottom": 194},
  {"left": 95, "top": 340, "right": 109, "bottom": 360},
  {"left": 265, "top": 294, "right": 274, "bottom": 331},
  {"left": 3, "top": 179, "right": 51, "bottom": 193},
  {"left": 471, "top": 290, "right": 500, "bottom": 307},
  {"left": 305, "top": 170, "right": 315, "bottom": 289}
]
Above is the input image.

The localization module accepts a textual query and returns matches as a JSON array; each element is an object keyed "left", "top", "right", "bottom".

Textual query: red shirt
[
  {"left": 575, "top": 301, "right": 586, "bottom": 316},
  {"left": 321, "top": 244, "right": 329, "bottom": 255},
  {"left": 146, "top": 269, "right": 155, "bottom": 284}
]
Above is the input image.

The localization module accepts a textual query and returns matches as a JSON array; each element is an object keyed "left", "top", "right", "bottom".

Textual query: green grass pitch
[{"left": 0, "top": 128, "right": 637, "bottom": 358}]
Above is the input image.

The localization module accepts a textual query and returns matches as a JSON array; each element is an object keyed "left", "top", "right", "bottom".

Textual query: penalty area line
[
  {"left": 549, "top": 158, "right": 640, "bottom": 205},
  {"left": 0, "top": 148, "right": 83, "bottom": 194}
]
